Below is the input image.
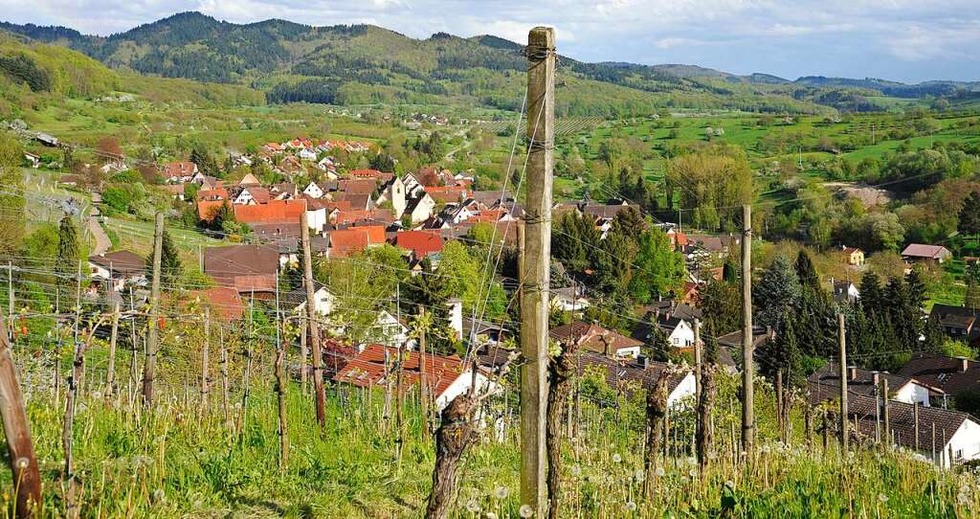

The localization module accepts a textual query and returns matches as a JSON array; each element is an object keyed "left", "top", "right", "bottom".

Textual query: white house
[
  {"left": 369, "top": 310, "right": 411, "bottom": 349},
  {"left": 233, "top": 187, "right": 256, "bottom": 205},
  {"left": 656, "top": 316, "right": 695, "bottom": 348},
  {"left": 88, "top": 250, "right": 147, "bottom": 292},
  {"left": 808, "top": 364, "right": 932, "bottom": 408},
  {"left": 306, "top": 208, "right": 328, "bottom": 234},
  {"left": 434, "top": 369, "right": 499, "bottom": 411},
  {"left": 298, "top": 148, "right": 318, "bottom": 161},
  {"left": 550, "top": 286, "right": 590, "bottom": 313},
  {"left": 284, "top": 281, "right": 335, "bottom": 316},
  {"left": 303, "top": 181, "right": 326, "bottom": 199}
]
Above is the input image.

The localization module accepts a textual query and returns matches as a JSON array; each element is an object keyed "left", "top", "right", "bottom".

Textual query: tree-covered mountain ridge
[{"left": 2, "top": 11, "right": 978, "bottom": 115}]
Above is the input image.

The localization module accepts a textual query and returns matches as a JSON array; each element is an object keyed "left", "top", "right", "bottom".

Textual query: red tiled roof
[
  {"left": 424, "top": 185, "right": 468, "bottom": 204},
  {"left": 234, "top": 199, "right": 307, "bottom": 224},
  {"left": 348, "top": 169, "right": 383, "bottom": 179},
  {"left": 352, "top": 225, "right": 387, "bottom": 245},
  {"left": 328, "top": 229, "right": 370, "bottom": 258},
  {"left": 197, "top": 199, "right": 225, "bottom": 221},
  {"left": 333, "top": 344, "right": 464, "bottom": 397},
  {"left": 550, "top": 321, "right": 643, "bottom": 355},
  {"left": 395, "top": 231, "right": 444, "bottom": 257},
  {"left": 186, "top": 287, "right": 243, "bottom": 322},
  {"left": 163, "top": 161, "right": 197, "bottom": 179},
  {"left": 197, "top": 188, "right": 228, "bottom": 201},
  {"left": 204, "top": 245, "right": 279, "bottom": 293},
  {"left": 338, "top": 179, "right": 377, "bottom": 195}
]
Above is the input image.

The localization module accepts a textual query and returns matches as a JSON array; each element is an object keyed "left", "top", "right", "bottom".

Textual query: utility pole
[
  {"left": 141, "top": 212, "right": 164, "bottom": 408},
  {"left": 301, "top": 211, "right": 326, "bottom": 427},
  {"left": 520, "top": 26, "right": 555, "bottom": 518},
  {"left": 740, "top": 204, "right": 755, "bottom": 457},
  {"left": 838, "top": 313, "right": 848, "bottom": 451}
]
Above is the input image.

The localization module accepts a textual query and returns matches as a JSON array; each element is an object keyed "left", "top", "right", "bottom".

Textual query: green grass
[{"left": 7, "top": 339, "right": 978, "bottom": 518}]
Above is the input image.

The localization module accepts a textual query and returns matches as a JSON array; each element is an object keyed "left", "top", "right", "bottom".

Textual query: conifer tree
[
  {"left": 958, "top": 191, "right": 980, "bottom": 239},
  {"left": 794, "top": 250, "right": 820, "bottom": 291},
  {"left": 647, "top": 323, "right": 672, "bottom": 362},
  {"left": 753, "top": 255, "right": 800, "bottom": 332},
  {"left": 56, "top": 213, "right": 80, "bottom": 303}
]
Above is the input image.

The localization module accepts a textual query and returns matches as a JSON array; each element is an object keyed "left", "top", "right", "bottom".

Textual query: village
[{"left": 61, "top": 131, "right": 980, "bottom": 471}]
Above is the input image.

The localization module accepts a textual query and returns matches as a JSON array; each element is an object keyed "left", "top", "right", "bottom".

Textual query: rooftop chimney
[
  {"left": 959, "top": 356, "right": 969, "bottom": 373},
  {"left": 871, "top": 371, "right": 880, "bottom": 386},
  {"left": 848, "top": 366, "right": 858, "bottom": 381},
  {"left": 643, "top": 356, "right": 650, "bottom": 370}
]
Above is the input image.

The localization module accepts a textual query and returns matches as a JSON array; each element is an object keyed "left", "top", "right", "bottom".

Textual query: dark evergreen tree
[
  {"left": 190, "top": 145, "right": 220, "bottom": 178},
  {"left": 958, "top": 191, "right": 980, "bottom": 238},
  {"left": 611, "top": 206, "right": 646, "bottom": 240},
  {"left": 921, "top": 313, "right": 946, "bottom": 354},
  {"left": 794, "top": 250, "right": 820, "bottom": 291},
  {"left": 56, "top": 213, "right": 80, "bottom": 303},
  {"left": 859, "top": 271, "right": 883, "bottom": 317},
  {"left": 753, "top": 255, "right": 800, "bottom": 332}
]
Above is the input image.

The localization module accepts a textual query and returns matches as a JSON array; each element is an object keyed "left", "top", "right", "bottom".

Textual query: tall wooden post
[
  {"left": 418, "top": 306, "right": 429, "bottom": 431},
  {"left": 141, "top": 212, "right": 164, "bottom": 408},
  {"left": 105, "top": 302, "right": 120, "bottom": 400},
  {"left": 0, "top": 311, "right": 41, "bottom": 518},
  {"left": 301, "top": 211, "right": 326, "bottom": 427},
  {"left": 519, "top": 25, "right": 555, "bottom": 519},
  {"left": 274, "top": 272, "right": 288, "bottom": 469},
  {"left": 881, "top": 378, "right": 890, "bottom": 447},
  {"left": 693, "top": 319, "right": 702, "bottom": 402},
  {"left": 200, "top": 307, "right": 211, "bottom": 415},
  {"left": 838, "top": 314, "right": 848, "bottom": 451},
  {"left": 741, "top": 204, "right": 755, "bottom": 457}
]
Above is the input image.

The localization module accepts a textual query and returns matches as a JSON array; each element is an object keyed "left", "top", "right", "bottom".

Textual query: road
[{"left": 87, "top": 216, "right": 111, "bottom": 256}]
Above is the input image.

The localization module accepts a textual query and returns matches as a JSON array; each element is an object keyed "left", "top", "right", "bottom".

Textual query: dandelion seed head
[
  {"left": 519, "top": 504, "right": 534, "bottom": 517},
  {"left": 655, "top": 467, "right": 665, "bottom": 477},
  {"left": 625, "top": 501, "right": 637, "bottom": 511},
  {"left": 725, "top": 480, "right": 735, "bottom": 489},
  {"left": 494, "top": 486, "right": 509, "bottom": 499},
  {"left": 958, "top": 493, "right": 968, "bottom": 505},
  {"left": 466, "top": 500, "right": 481, "bottom": 513},
  {"left": 486, "top": 513, "right": 498, "bottom": 519},
  {"left": 152, "top": 488, "right": 166, "bottom": 503},
  {"left": 689, "top": 468, "right": 697, "bottom": 478},
  {"left": 612, "top": 453, "right": 622, "bottom": 463},
  {"left": 634, "top": 469, "right": 644, "bottom": 482},
  {"left": 15, "top": 458, "right": 28, "bottom": 469},
  {"left": 877, "top": 494, "right": 888, "bottom": 503}
]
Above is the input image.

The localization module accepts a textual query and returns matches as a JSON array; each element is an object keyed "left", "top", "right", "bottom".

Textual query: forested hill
[{"left": 2, "top": 12, "right": 978, "bottom": 115}]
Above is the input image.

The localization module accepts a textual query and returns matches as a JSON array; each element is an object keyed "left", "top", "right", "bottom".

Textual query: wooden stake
[
  {"left": 274, "top": 273, "right": 288, "bottom": 469},
  {"left": 881, "top": 378, "right": 890, "bottom": 447},
  {"left": 200, "top": 307, "right": 211, "bottom": 416},
  {"left": 643, "top": 373, "right": 670, "bottom": 500},
  {"left": 741, "top": 204, "right": 755, "bottom": 457},
  {"left": 105, "top": 302, "right": 120, "bottom": 401},
  {"left": 0, "top": 311, "right": 41, "bottom": 518},
  {"left": 141, "top": 212, "right": 164, "bottom": 408},
  {"left": 519, "top": 26, "right": 555, "bottom": 517},
  {"left": 693, "top": 319, "right": 702, "bottom": 402},
  {"left": 418, "top": 306, "right": 430, "bottom": 432},
  {"left": 838, "top": 314, "right": 848, "bottom": 451},
  {"left": 301, "top": 211, "right": 326, "bottom": 428}
]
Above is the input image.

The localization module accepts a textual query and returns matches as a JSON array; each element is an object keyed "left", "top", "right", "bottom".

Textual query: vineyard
[{"left": 0, "top": 317, "right": 977, "bottom": 518}]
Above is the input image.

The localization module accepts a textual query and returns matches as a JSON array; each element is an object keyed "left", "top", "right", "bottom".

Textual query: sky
[{"left": 1, "top": 0, "right": 979, "bottom": 83}]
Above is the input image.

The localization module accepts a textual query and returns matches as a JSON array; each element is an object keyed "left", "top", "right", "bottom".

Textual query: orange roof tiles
[
  {"left": 394, "top": 231, "right": 444, "bottom": 257},
  {"left": 329, "top": 229, "right": 370, "bottom": 257},
  {"left": 334, "top": 344, "right": 464, "bottom": 396},
  {"left": 233, "top": 199, "right": 307, "bottom": 224}
]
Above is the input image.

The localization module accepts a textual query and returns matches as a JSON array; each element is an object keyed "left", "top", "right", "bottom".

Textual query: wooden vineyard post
[
  {"left": 105, "top": 302, "right": 120, "bottom": 401},
  {"left": 838, "top": 314, "right": 848, "bottom": 451},
  {"left": 200, "top": 307, "right": 211, "bottom": 416},
  {"left": 0, "top": 311, "right": 41, "bottom": 518},
  {"left": 301, "top": 211, "right": 326, "bottom": 428},
  {"left": 519, "top": 26, "right": 555, "bottom": 517},
  {"left": 741, "top": 204, "right": 755, "bottom": 458},
  {"left": 141, "top": 212, "right": 164, "bottom": 408}
]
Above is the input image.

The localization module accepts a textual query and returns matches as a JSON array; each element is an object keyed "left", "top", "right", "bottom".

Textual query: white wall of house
[
  {"left": 938, "top": 419, "right": 980, "bottom": 468},
  {"left": 409, "top": 194, "right": 436, "bottom": 223},
  {"left": 306, "top": 208, "right": 327, "bottom": 233},
  {"left": 370, "top": 311, "right": 409, "bottom": 348},
  {"left": 668, "top": 372, "right": 697, "bottom": 407},
  {"left": 551, "top": 295, "right": 590, "bottom": 312},
  {"left": 88, "top": 263, "right": 144, "bottom": 292},
  {"left": 895, "top": 382, "right": 931, "bottom": 407},
  {"left": 669, "top": 320, "right": 695, "bottom": 348},
  {"left": 294, "top": 287, "right": 335, "bottom": 316},
  {"left": 233, "top": 188, "right": 255, "bottom": 205},
  {"left": 436, "top": 372, "right": 499, "bottom": 411},
  {"left": 615, "top": 346, "right": 641, "bottom": 359},
  {"left": 303, "top": 182, "right": 325, "bottom": 199}
]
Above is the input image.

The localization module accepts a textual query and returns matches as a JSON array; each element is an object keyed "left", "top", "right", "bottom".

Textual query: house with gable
[
  {"left": 282, "top": 280, "right": 335, "bottom": 316},
  {"left": 551, "top": 321, "right": 643, "bottom": 358},
  {"left": 574, "top": 351, "right": 696, "bottom": 407},
  {"left": 807, "top": 363, "right": 931, "bottom": 407},
  {"left": 902, "top": 244, "right": 953, "bottom": 264},
  {"left": 88, "top": 250, "right": 147, "bottom": 291},
  {"left": 162, "top": 161, "right": 198, "bottom": 183}
]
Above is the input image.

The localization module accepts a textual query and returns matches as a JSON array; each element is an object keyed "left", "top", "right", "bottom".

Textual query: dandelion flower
[
  {"left": 494, "top": 486, "right": 510, "bottom": 499},
  {"left": 519, "top": 504, "right": 534, "bottom": 517},
  {"left": 655, "top": 467, "right": 665, "bottom": 477},
  {"left": 612, "top": 453, "right": 623, "bottom": 463},
  {"left": 466, "top": 500, "right": 481, "bottom": 513},
  {"left": 625, "top": 501, "right": 637, "bottom": 511}
]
